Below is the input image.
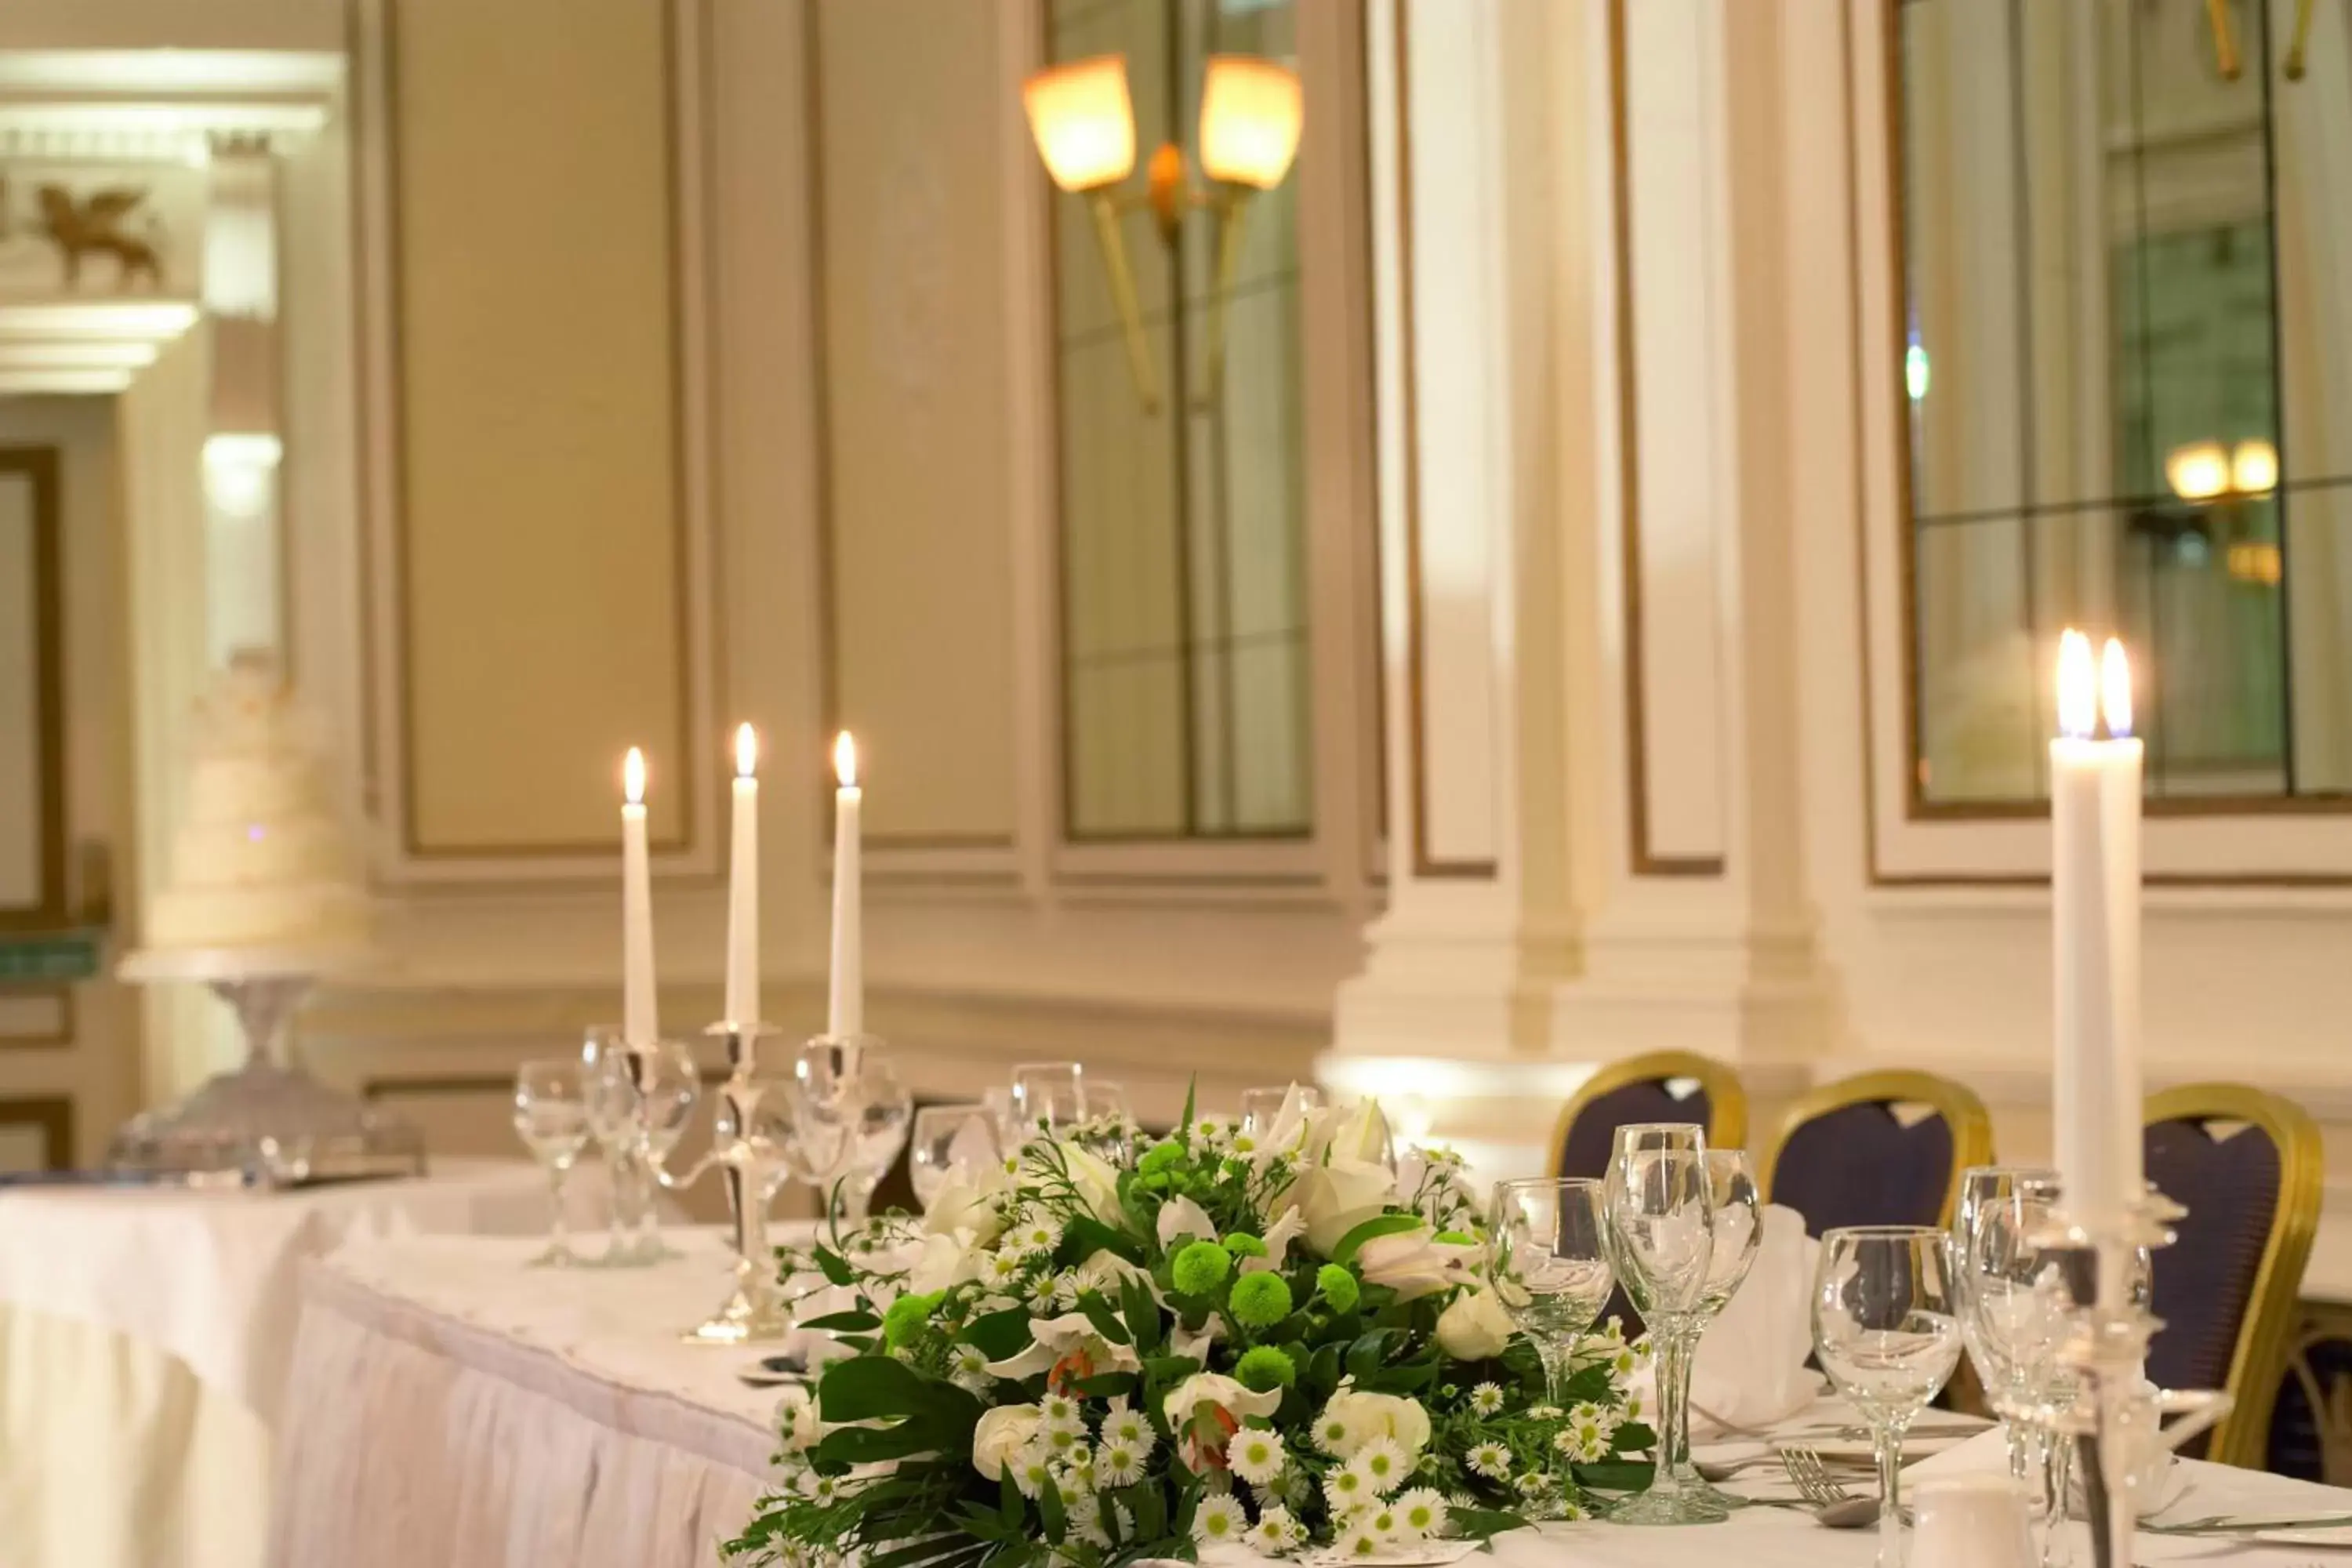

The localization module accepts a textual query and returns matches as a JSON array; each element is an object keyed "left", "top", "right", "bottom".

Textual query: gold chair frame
[
  {"left": 1758, "top": 1069, "right": 1994, "bottom": 1228},
  {"left": 2144, "top": 1083, "right": 2324, "bottom": 1470},
  {"left": 1547, "top": 1051, "right": 1749, "bottom": 1177}
]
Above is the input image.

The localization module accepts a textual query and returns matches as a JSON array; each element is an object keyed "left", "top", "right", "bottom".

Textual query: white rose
[
  {"left": 1353, "top": 1225, "right": 1479, "bottom": 1301},
  {"left": 906, "top": 1232, "right": 981, "bottom": 1296},
  {"left": 1283, "top": 1157, "right": 1399, "bottom": 1258},
  {"left": 1322, "top": 1390, "right": 1433, "bottom": 1458},
  {"left": 971, "top": 1403, "right": 1042, "bottom": 1480},
  {"left": 1434, "top": 1287, "right": 1515, "bottom": 1360},
  {"left": 923, "top": 1177, "right": 1007, "bottom": 1247},
  {"left": 1163, "top": 1372, "right": 1283, "bottom": 1431},
  {"left": 1156, "top": 1194, "right": 1217, "bottom": 1250},
  {"left": 1059, "top": 1144, "right": 1127, "bottom": 1224}
]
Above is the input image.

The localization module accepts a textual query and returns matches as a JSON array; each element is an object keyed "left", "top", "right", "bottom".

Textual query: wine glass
[
  {"left": 1240, "top": 1084, "right": 1321, "bottom": 1140},
  {"left": 840, "top": 1060, "right": 913, "bottom": 1222},
  {"left": 1678, "top": 1149, "right": 1762, "bottom": 1507},
  {"left": 910, "top": 1103, "right": 1003, "bottom": 1210},
  {"left": 580, "top": 1027, "right": 648, "bottom": 1266},
  {"left": 1007, "top": 1061, "right": 1085, "bottom": 1142},
  {"left": 1488, "top": 1177, "right": 1613, "bottom": 1518},
  {"left": 1603, "top": 1123, "right": 1720, "bottom": 1525},
  {"left": 621, "top": 1039, "right": 700, "bottom": 1262},
  {"left": 1954, "top": 1167, "right": 2063, "bottom": 1515},
  {"left": 791, "top": 1036, "right": 902, "bottom": 1223},
  {"left": 1813, "top": 1225, "right": 1965, "bottom": 1566},
  {"left": 513, "top": 1059, "right": 590, "bottom": 1267}
]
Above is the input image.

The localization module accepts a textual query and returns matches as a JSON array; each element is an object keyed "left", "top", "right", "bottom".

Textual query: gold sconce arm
[
  {"left": 2206, "top": 0, "right": 2244, "bottom": 81},
  {"left": 1086, "top": 191, "right": 1162, "bottom": 414},
  {"left": 2287, "top": 0, "right": 2317, "bottom": 79},
  {"left": 1197, "top": 189, "right": 1254, "bottom": 411}
]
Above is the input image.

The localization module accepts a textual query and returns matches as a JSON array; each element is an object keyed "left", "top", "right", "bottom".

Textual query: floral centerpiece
[{"left": 727, "top": 1088, "right": 1652, "bottom": 1566}]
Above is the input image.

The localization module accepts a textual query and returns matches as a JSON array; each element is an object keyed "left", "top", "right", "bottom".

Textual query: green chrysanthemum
[
  {"left": 883, "top": 1291, "right": 939, "bottom": 1348},
  {"left": 1228, "top": 1270, "right": 1293, "bottom": 1328},
  {"left": 1138, "top": 1141, "right": 1185, "bottom": 1176},
  {"left": 1235, "top": 1344, "right": 1298, "bottom": 1392},
  {"left": 1316, "top": 1263, "right": 1361, "bottom": 1313},
  {"left": 1172, "top": 1240, "right": 1232, "bottom": 1295},
  {"left": 1221, "top": 1232, "right": 1269, "bottom": 1259}
]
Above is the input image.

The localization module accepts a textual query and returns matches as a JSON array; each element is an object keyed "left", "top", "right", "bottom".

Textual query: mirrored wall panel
[
  {"left": 1049, "top": 0, "right": 1312, "bottom": 841},
  {"left": 1900, "top": 0, "right": 2352, "bottom": 806}
]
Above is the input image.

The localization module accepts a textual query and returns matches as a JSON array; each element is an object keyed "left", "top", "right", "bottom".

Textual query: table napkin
[{"left": 1690, "top": 1203, "right": 1820, "bottom": 1430}]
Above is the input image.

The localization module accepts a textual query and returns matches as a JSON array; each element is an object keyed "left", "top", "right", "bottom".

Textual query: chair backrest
[
  {"left": 1760, "top": 1069, "right": 1992, "bottom": 1237},
  {"left": 1550, "top": 1052, "right": 1748, "bottom": 1180},
  {"left": 2143, "top": 1083, "right": 2321, "bottom": 1468}
]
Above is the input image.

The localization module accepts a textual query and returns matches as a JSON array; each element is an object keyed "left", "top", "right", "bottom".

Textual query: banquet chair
[
  {"left": 1759, "top": 1069, "right": 1991, "bottom": 1236},
  {"left": 1548, "top": 1051, "right": 1748, "bottom": 1180},
  {"left": 2143, "top": 1083, "right": 2321, "bottom": 1468}
]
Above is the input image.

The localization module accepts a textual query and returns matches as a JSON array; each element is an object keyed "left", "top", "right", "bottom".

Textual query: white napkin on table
[{"left": 1690, "top": 1203, "right": 1820, "bottom": 1431}]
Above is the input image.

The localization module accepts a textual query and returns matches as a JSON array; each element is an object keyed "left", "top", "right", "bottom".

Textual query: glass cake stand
[{"left": 112, "top": 946, "right": 426, "bottom": 1187}]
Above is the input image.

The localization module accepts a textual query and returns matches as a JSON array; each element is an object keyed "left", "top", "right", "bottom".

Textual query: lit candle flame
[
  {"left": 623, "top": 746, "right": 647, "bottom": 805},
  {"left": 2056, "top": 630, "right": 2096, "bottom": 740},
  {"left": 735, "top": 723, "right": 758, "bottom": 779},
  {"left": 2100, "top": 638, "right": 2133, "bottom": 740},
  {"left": 833, "top": 731, "right": 858, "bottom": 789}
]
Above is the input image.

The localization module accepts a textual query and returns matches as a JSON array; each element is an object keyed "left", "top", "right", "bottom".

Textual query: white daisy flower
[
  {"left": 982, "top": 1251, "right": 1028, "bottom": 1287},
  {"left": 1040, "top": 1392, "right": 1083, "bottom": 1432},
  {"left": 1621, "top": 1391, "right": 1646, "bottom": 1424},
  {"left": 1337, "top": 1524, "right": 1385, "bottom": 1559},
  {"left": 1275, "top": 1465, "right": 1312, "bottom": 1508},
  {"left": 1323, "top": 1464, "right": 1372, "bottom": 1511},
  {"left": 1229, "top": 1427, "right": 1285, "bottom": 1487},
  {"left": 1610, "top": 1345, "right": 1641, "bottom": 1378},
  {"left": 1366, "top": 1507, "right": 1402, "bottom": 1541},
  {"left": 1044, "top": 1425, "right": 1083, "bottom": 1455},
  {"left": 1011, "top": 1442, "right": 1058, "bottom": 1500},
  {"left": 1024, "top": 1274, "right": 1063, "bottom": 1312},
  {"left": 1465, "top": 1441, "right": 1512, "bottom": 1480},
  {"left": 1313, "top": 1408, "right": 1356, "bottom": 1454},
  {"left": 1468, "top": 1381, "right": 1506, "bottom": 1417},
  {"left": 1191, "top": 1494, "right": 1248, "bottom": 1545},
  {"left": 1395, "top": 1488, "right": 1447, "bottom": 1539},
  {"left": 1350, "top": 1436, "right": 1408, "bottom": 1495},
  {"left": 1103, "top": 1406, "right": 1153, "bottom": 1451},
  {"left": 1513, "top": 1472, "right": 1553, "bottom": 1499},
  {"left": 1526, "top": 1403, "right": 1564, "bottom": 1421},
  {"left": 1247, "top": 1504, "right": 1299, "bottom": 1556},
  {"left": 1569, "top": 1401, "right": 1617, "bottom": 1436},
  {"left": 1097, "top": 1440, "right": 1146, "bottom": 1487},
  {"left": 1573, "top": 1424, "right": 1610, "bottom": 1463},
  {"left": 1005, "top": 1214, "right": 1064, "bottom": 1258},
  {"left": 1558, "top": 1498, "right": 1590, "bottom": 1522}
]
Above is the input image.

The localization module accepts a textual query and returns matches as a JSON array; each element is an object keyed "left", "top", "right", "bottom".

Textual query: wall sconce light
[
  {"left": 1024, "top": 52, "right": 1301, "bottom": 414},
  {"left": 2165, "top": 437, "right": 2278, "bottom": 503}
]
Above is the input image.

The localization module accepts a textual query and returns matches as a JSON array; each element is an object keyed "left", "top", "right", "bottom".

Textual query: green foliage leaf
[
  {"left": 1120, "top": 1275, "right": 1164, "bottom": 1355},
  {"left": 961, "top": 1308, "right": 1034, "bottom": 1361},
  {"left": 1610, "top": 1421, "right": 1657, "bottom": 1451},
  {"left": 1142, "top": 1355, "right": 1202, "bottom": 1387},
  {"left": 1446, "top": 1506, "right": 1532, "bottom": 1541},
  {"left": 817, "top": 1355, "right": 931, "bottom": 1423},
  {"left": 1078, "top": 1295, "right": 1132, "bottom": 1348},
  {"left": 1125, "top": 1480, "right": 1166, "bottom": 1541},
  {"left": 1330, "top": 1213, "right": 1423, "bottom": 1265},
  {"left": 814, "top": 1246, "right": 857, "bottom": 1287},
  {"left": 1573, "top": 1459, "right": 1657, "bottom": 1492},
  {"left": 1065, "top": 1214, "right": 1144, "bottom": 1266},
  {"left": 798, "top": 1310, "right": 881, "bottom": 1333},
  {"left": 1037, "top": 1479, "right": 1068, "bottom": 1545},
  {"left": 1069, "top": 1372, "right": 1138, "bottom": 1400},
  {"left": 1345, "top": 1327, "right": 1408, "bottom": 1380}
]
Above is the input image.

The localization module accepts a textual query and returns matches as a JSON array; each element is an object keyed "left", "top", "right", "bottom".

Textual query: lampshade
[
  {"left": 2165, "top": 440, "right": 2230, "bottom": 503},
  {"left": 1199, "top": 56, "right": 1302, "bottom": 189},
  {"left": 1023, "top": 56, "right": 1136, "bottom": 193},
  {"left": 2231, "top": 437, "right": 2279, "bottom": 495}
]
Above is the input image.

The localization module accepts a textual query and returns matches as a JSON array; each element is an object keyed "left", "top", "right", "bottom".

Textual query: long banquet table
[{"left": 274, "top": 1231, "right": 2352, "bottom": 1568}]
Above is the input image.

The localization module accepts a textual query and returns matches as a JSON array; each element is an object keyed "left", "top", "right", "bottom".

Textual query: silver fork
[{"left": 1781, "top": 1446, "right": 1857, "bottom": 1505}]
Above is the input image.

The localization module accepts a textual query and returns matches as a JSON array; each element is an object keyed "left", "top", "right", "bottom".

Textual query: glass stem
[
  {"left": 1875, "top": 1417, "right": 1906, "bottom": 1563},
  {"left": 548, "top": 1163, "right": 570, "bottom": 1254},
  {"left": 1653, "top": 1319, "right": 1695, "bottom": 1486},
  {"left": 604, "top": 1149, "right": 630, "bottom": 1251},
  {"left": 2042, "top": 1434, "right": 2074, "bottom": 1568}
]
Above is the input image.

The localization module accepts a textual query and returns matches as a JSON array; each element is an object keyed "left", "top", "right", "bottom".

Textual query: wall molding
[
  {"left": 0, "top": 1093, "right": 71, "bottom": 1168},
  {"left": 0, "top": 446, "right": 66, "bottom": 930}
]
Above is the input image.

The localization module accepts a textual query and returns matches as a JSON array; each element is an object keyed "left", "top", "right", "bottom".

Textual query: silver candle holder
[
  {"left": 671, "top": 1020, "right": 794, "bottom": 1345},
  {"left": 2027, "top": 1191, "right": 2230, "bottom": 1568}
]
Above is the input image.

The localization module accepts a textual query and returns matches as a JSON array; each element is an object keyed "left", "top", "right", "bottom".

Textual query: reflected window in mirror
[
  {"left": 1897, "top": 0, "right": 2352, "bottom": 808},
  {"left": 1046, "top": 0, "right": 1311, "bottom": 841}
]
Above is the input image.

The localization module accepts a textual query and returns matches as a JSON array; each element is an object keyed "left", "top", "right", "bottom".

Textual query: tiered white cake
[{"left": 146, "top": 652, "right": 372, "bottom": 953}]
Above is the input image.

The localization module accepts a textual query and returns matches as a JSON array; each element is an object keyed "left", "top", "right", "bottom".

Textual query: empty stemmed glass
[
  {"left": 513, "top": 1059, "right": 591, "bottom": 1267},
  {"left": 1604, "top": 1123, "right": 1720, "bottom": 1525},
  {"left": 616, "top": 1038, "right": 701, "bottom": 1263},
  {"left": 910, "top": 1103, "right": 1004, "bottom": 1211},
  {"left": 1954, "top": 1166, "right": 2068, "bottom": 1555},
  {"left": 790, "top": 1037, "right": 909, "bottom": 1224},
  {"left": 1675, "top": 1149, "right": 1762, "bottom": 1507},
  {"left": 1007, "top": 1061, "right": 1085, "bottom": 1145},
  {"left": 1240, "top": 1084, "right": 1322, "bottom": 1138},
  {"left": 1488, "top": 1177, "right": 1613, "bottom": 1513},
  {"left": 1813, "top": 1225, "right": 1965, "bottom": 1567}
]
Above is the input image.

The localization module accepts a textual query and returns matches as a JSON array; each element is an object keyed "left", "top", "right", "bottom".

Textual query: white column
[
  {"left": 201, "top": 142, "right": 284, "bottom": 668},
  {"left": 1329, "top": 0, "right": 1831, "bottom": 1173}
]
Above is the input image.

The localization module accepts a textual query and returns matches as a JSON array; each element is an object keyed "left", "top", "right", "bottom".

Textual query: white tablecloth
[
  {"left": 0, "top": 1161, "right": 586, "bottom": 1568},
  {"left": 271, "top": 1231, "right": 2352, "bottom": 1568},
  {"left": 270, "top": 1229, "right": 779, "bottom": 1568}
]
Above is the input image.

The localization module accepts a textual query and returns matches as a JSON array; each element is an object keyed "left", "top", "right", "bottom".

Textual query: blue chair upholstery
[
  {"left": 1762, "top": 1072, "right": 1991, "bottom": 1239},
  {"left": 1557, "top": 1077, "right": 1716, "bottom": 1181},
  {"left": 2146, "top": 1115, "right": 2282, "bottom": 1403}
]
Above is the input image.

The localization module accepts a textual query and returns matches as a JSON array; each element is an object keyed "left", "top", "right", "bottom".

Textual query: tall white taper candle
[
  {"left": 827, "top": 731, "right": 862, "bottom": 1037},
  {"left": 2050, "top": 632, "right": 2143, "bottom": 1225},
  {"left": 621, "top": 746, "right": 658, "bottom": 1046},
  {"left": 724, "top": 724, "right": 760, "bottom": 1027}
]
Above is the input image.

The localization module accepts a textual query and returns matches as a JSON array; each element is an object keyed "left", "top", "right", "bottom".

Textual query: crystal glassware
[
  {"left": 512, "top": 1058, "right": 590, "bottom": 1267},
  {"left": 840, "top": 1062, "right": 913, "bottom": 1222},
  {"left": 1954, "top": 1165, "right": 2065, "bottom": 1551},
  {"left": 581, "top": 1026, "right": 654, "bottom": 1267},
  {"left": 1675, "top": 1149, "right": 1762, "bottom": 1508},
  {"left": 1240, "top": 1083, "right": 1322, "bottom": 1138},
  {"left": 1813, "top": 1225, "right": 1966, "bottom": 1567},
  {"left": 1487, "top": 1175, "right": 1614, "bottom": 1513},
  {"left": 790, "top": 1036, "right": 906, "bottom": 1223},
  {"left": 1604, "top": 1122, "right": 1720, "bottom": 1525},
  {"left": 621, "top": 1038, "right": 701, "bottom": 1263},
  {"left": 910, "top": 1102, "right": 1004, "bottom": 1211},
  {"left": 1007, "top": 1060, "right": 1086, "bottom": 1142}
]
